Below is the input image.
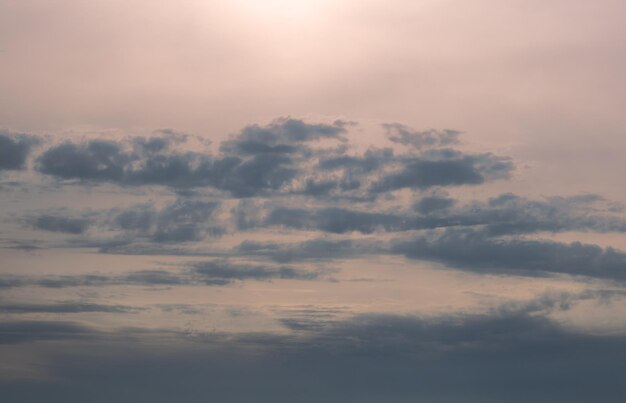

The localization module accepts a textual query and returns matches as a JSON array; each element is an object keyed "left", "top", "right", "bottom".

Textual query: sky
[{"left": 1, "top": 1, "right": 626, "bottom": 401}]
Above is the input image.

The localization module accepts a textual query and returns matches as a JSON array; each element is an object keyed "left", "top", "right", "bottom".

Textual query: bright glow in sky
[{"left": 232, "top": 0, "right": 332, "bottom": 16}]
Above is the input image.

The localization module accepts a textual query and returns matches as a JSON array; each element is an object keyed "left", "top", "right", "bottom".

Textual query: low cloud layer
[
  {"left": 2, "top": 299, "right": 626, "bottom": 402},
  {"left": 0, "top": 260, "right": 321, "bottom": 289},
  {"left": 2, "top": 118, "right": 626, "bottom": 402}
]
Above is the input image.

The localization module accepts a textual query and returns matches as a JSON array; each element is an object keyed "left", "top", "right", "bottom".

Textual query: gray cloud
[
  {"left": 235, "top": 238, "right": 374, "bottom": 263},
  {"left": 29, "top": 214, "right": 92, "bottom": 234},
  {"left": 22, "top": 198, "right": 224, "bottom": 243},
  {"left": 494, "top": 288, "right": 626, "bottom": 316},
  {"left": 26, "top": 191, "right": 626, "bottom": 245},
  {"left": 384, "top": 123, "right": 460, "bottom": 149},
  {"left": 392, "top": 228, "right": 626, "bottom": 281},
  {"left": 0, "top": 271, "right": 186, "bottom": 289},
  {"left": 190, "top": 260, "right": 319, "bottom": 285},
  {"left": 111, "top": 199, "right": 223, "bottom": 243},
  {"left": 0, "top": 260, "right": 322, "bottom": 290},
  {"left": 0, "top": 302, "right": 143, "bottom": 314},
  {"left": 37, "top": 140, "right": 130, "bottom": 181},
  {"left": 251, "top": 192, "right": 626, "bottom": 236},
  {"left": 0, "top": 320, "right": 93, "bottom": 344},
  {"left": 32, "top": 120, "right": 514, "bottom": 200},
  {"left": 413, "top": 194, "right": 456, "bottom": 214},
  {"left": 370, "top": 151, "right": 513, "bottom": 193},
  {"left": 231, "top": 199, "right": 263, "bottom": 230},
  {"left": 220, "top": 117, "right": 347, "bottom": 155},
  {"left": 2, "top": 302, "right": 626, "bottom": 402},
  {"left": 34, "top": 119, "right": 348, "bottom": 197},
  {"left": 0, "top": 132, "right": 39, "bottom": 171},
  {"left": 120, "top": 270, "right": 188, "bottom": 286},
  {"left": 409, "top": 192, "right": 626, "bottom": 236},
  {"left": 317, "top": 148, "right": 394, "bottom": 173},
  {"left": 265, "top": 207, "right": 408, "bottom": 234}
]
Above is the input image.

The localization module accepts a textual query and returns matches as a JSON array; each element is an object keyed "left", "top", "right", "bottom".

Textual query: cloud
[
  {"left": 29, "top": 214, "right": 92, "bottom": 234},
  {"left": 2, "top": 302, "right": 626, "bottom": 402},
  {"left": 25, "top": 190, "right": 626, "bottom": 246},
  {"left": 190, "top": 260, "right": 319, "bottom": 284},
  {"left": 0, "top": 260, "right": 322, "bottom": 290},
  {"left": 37, "top": 140, "right": 130, "bottom": 181},
  {"left": 235, "top": 238, "right": 374, "bottom": 263},
  {"left": 220, "top": 117, "right": 347, "bottom": 155},
  {"left": 413, "top": 194, "right": 456, "bottom": 214},
  {"left": 493, "top": 288, "right": 626, "bottom": 316},
  {"left": 110, "top": 199, "right": 223, "bottom": 243},
  {"left": 370, "top": 151, "right": 513, "bottom": 193},
  {"left": 410, "top": 192, "right": 626, "bottom": 236},
  {"left": 32, "top": 119, "right": 514, "bottom": 200},
  {"left": 317, "top": 148, "right": 394, "bottom": 173},
  {"left": 34, "top": 119, "right": 347, "bottom": 197},
  {"left": 392, "top": 228, "right": 626, "bottom": 281},
  {"left": 0, "top": 302, "right": 143, "bottom": 314},
  {"left": 254, "top": 192, "right": 626, "bottom": 235},
  {"left": 384, "top": 123, "right": 460, "bottom": 149},
  {"left": 0, "top": 320, "right": 93, "bottom": 344},
  {"left": 265, "top": 207, "right": 408, "bottom": 234},
  {"left": 0, "top": 271, "right": 186, "bottom": 289},
  {"left": 22, "top": 198, "right": 224, "bottom": 243},
  {"left": 0, "top": 132, "right": 39, "bottom": 171}
]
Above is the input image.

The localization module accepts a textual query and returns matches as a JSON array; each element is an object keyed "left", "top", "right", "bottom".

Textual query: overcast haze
[{"left": 2, "top": 1, "right": 626, "bottom": 402}]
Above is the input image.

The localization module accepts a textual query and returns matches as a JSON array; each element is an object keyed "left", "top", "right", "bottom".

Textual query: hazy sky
[{"left": 2, "top": 1, "right": 626, "bottom": 402}]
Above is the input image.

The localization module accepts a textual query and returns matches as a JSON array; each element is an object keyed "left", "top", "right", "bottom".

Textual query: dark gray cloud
[
  {"left": 212, "top": 154, "right": 299, "bottom": 198},
  {"left": 2, "top": 302, "right": 626, "bottom": 402},
  {"left": 265, "top": 207, "right": 408, "bottom": 234},
  {"left": 110, "top": 199, "right": 223, "bottom": 243},
  {"left": 13, "top": 119, "right": 626, "bottom": 290},
  {"left": 0, "top": 302, "right": 143, "bottom": 314},
  {"left": 219, "top": 118, "right": 347, "bottom": 156},
  {"left": 32, "top": 120, "right": 514, "bottom": 199},
  {"left": 22, "top": 198, "right": 224, "bottom": 243},
  {"left": 29, "top": 214, "right": 92, "bottom": 234},
  {"left": 0, "top": 271, "right": 186, "bottom": 289},
  {"left": 34, "top": 119, "right": 347, "bottom": 197},
  {"left": 0, "top": 277, "right": 28, "bottom": 288},
  {"left": 276, "top": 306, "right": 347, "bottom": 332},
  {"left": 370, "top": 150, "right": 513, "bottom": 193},
  {"left": 37, "top": 140, "right": 130, "bottom": 181},
  {"left": 249, "top": 192, "right": 626, "bottom": 236},
  {"left": 300, "top": 178, "right": 340, "bottom": 196},
  {"left": 472, "top": 193, "right": 626, "bottom": 236},
  {"left": 494, "top": 288, "right": 626, "bottom": 316},
  {"left": 0, "top": 132, "right": 39, "bottom": 171},
  {"left": 317, "top": 147, "right": 394, "bottom": 173},
  {"left": 409, "top": 192, "right": 626, "bottom": 236},
  {"left": 5, "top": 243, "right": 44, "bottom": 253},
  {"left": 0, "top": 320, "right": 93, "bottom": 344},
  {"left": 384, "top": 123, "right": 460, "bottom": 149},
  {"left": 235, "top": 238, "right": 375, "bottom": 263},
  {"left": 190, "top": 260, "right": 319, "bottom": 285},
  {"left": 26, "top": 191, "right": 626, "bottom": 246},
  {"left": 392, "top": 228, "right": 626, "bottom": 281},
  {"left": 120, "top": 270, "right": 188, "bottom": 286},
  {"left": 0, "top": 260, "right": 322, "bottom": 290},
  {"left": 413, "top": 194, "right": 456, "bottom": 214},
  {"left": 230, "top": 199, "right": 263, "bottom": 230},
  {"left": 314, "top": 145, "right": 513, "bottom": 199}
]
